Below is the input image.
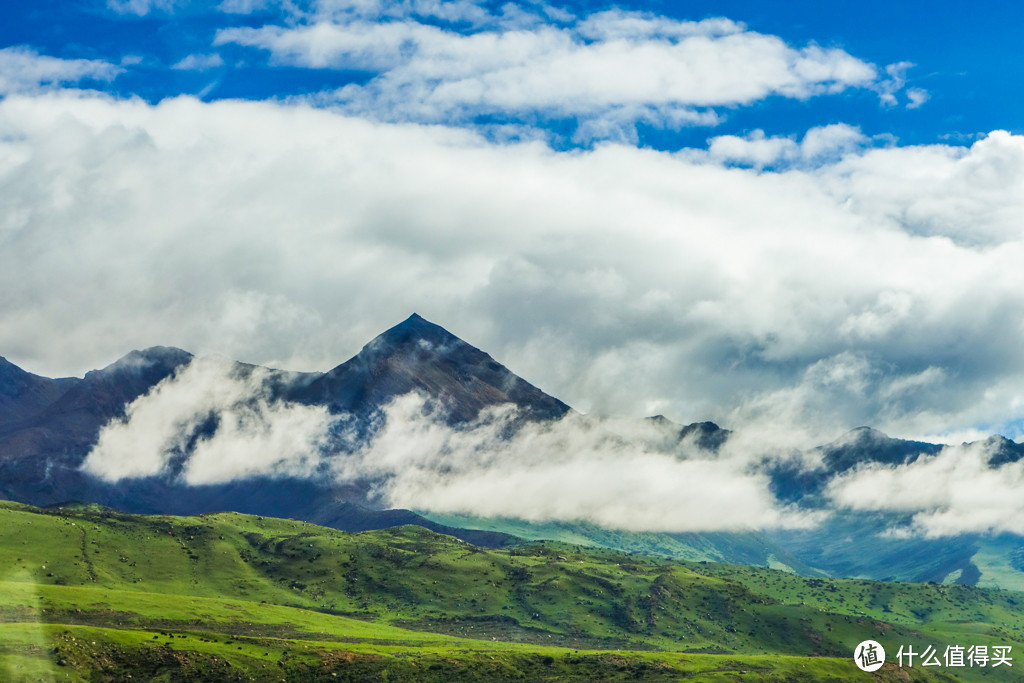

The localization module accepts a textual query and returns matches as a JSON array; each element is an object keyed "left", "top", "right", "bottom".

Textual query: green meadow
[{"left": 0, "top": 500, "right": 1016, "bottom": 681}]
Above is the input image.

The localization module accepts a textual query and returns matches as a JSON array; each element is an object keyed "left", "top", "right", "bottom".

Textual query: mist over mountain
[
  {"left": 0, "top": 315, "right": 574, "bottom": 545},
  {"left": 3, "top": 314, "right": 1024, "bottom": 588}
]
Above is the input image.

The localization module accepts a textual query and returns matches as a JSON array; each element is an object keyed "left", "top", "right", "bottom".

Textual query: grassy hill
[
  {"left": 418, "top": 512, "right": 827, "bottom": 575},
  {"left": 0, "top": 500, "right": 1016, "bottom": 681}
]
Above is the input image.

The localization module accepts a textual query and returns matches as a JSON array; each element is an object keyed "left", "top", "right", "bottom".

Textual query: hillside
[{"left": 0, "top": 500, "right": 1015, "bottom": 681}]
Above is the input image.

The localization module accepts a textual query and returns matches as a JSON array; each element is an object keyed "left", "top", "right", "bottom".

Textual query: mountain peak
[
  {"left": 372, "top": 313, "right": 459, "bottom": 350},
  {"left": 307, "top": 315, "right": 570, "bottom": 423}
]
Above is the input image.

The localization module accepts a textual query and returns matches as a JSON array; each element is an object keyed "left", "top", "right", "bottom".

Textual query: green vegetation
[
  {"left": 0, "top": 500, "right": 1015, "bottom": 680},
  {"left": 419, "top": 512, "right": 825, "bottom": 575}
]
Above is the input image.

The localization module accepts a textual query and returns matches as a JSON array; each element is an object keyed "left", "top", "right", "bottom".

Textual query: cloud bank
[
  {"left": 3, "top": 92, "right": 1024, "bottom": 445},
  {"left": 828, "top": 441, "right": 1024, "bottom": 537},
  {"left": 338, "top": 393, "right": 816, "bottom": 532},
  {"left": 81, "top": 361, "right": 813, "bottom": 532},
  {"left": 76, "top": 360, "right": 1024, "bottom": 537}
]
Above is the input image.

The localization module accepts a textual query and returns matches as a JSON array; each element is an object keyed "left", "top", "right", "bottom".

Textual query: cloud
[
  {"left": 873, "top": 61, "right": 926, "bottom": 109},
  {"left": 814, "top": 130, "right": 1024, "bottom": 245},
  {"left": 81, "top": 356, "right": 333, "bottom": 485},
  {"left": 906, "top": 87, "right": 929, "bottom": 109},
  {"left": 828, "top": 441, "right": 1024, "bottom": 536},
  {"left": 0, "top": 47, "right": 122, "bottom": 95},
  {"left": 171, "top": 53, "right": 225, "bottom": 71},
  {"left": 215, "top": 8, "right": 878, "bottom": 138},
  {"left": 107, "top": 0, "right": 183, "bottom": 15},
  {"left": 704, "top": 124, "right": 869, "bottom": 168},
  {"left": 4, "top": 93, "right": 1024, "bottom": 444},
  {"left": 78, "top": 363, "right": 815, "bottom": 531},
  {"left": 704, "top": 121, "right": 872, "bottom": 167},
  {"left": 347, "top": 394, "right": 819, "bottom": 532},
  {"left": 218, "top": 0, "right": 275, "bottom": 13}
]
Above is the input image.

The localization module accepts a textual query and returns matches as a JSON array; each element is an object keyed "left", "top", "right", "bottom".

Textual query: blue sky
[
  {"left": 3, "top": 0, "right": 1024, "bottom": 448},
  {"left": 3, "top": 0, "right": 1020, "bottom": 149}
]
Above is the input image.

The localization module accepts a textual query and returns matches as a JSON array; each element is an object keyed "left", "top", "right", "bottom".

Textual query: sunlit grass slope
[{"left": 0, "top": 500, "right": 1013, "bottom": 681}]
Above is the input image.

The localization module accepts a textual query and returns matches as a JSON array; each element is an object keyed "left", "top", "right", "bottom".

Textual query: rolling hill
[{"left": 0, "top": 500, "right": 1002, "bottom": 681}]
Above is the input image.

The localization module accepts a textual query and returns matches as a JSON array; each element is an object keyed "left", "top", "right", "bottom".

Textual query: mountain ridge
[{"left": 4, "top": 314, "right": 1024, "bottom": 589}]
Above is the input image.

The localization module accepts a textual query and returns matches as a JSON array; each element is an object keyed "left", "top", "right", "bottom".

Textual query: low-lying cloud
[
  {"left": 81, "top": 364, "right": 817, "bottom": 532},
  {"left": 828, "top": 440, "right": 1024, "bottom": 536},
  {"left": 82, "top": 357, "right": 332, "bottom": 485},
  {"left": 339, "top": 393, "right": 818, "bottom": 532},
  {"left": 79, "top": 359, "right": 1024, "bottom": 538}
]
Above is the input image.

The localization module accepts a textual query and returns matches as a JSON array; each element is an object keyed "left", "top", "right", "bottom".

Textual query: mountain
[
  {"left": 294, "top": 313, "right": 570, "bottom": 422},
  {"left": 0, "top": 316, "right": 568, "bottom": 545},
  {"left": 0, "top": 346, "right": 192, "bottom": 458},
  {"left": 4, "top": 314, "right": 1024, "bottom": 591}
]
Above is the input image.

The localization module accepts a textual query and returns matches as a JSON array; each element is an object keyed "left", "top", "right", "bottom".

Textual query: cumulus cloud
[
  {"left": 81, "top": 356, "right": 333, "bottom": 485},
  {"left": 814, "top": 130, "right": 1024, "bottom": 245},
  {"left": 3, "top": 93, "right": 1024, "bottom": 444},
  {"left": 704, "top": 123, "right": 869, "bottom": 168},
  {"left": 214, "top": 8, "right": 878, "bottom": 139},
  {"left": 828, "top": 441, "right": 1024, "bottom": 536},
  {"left": 0, "top": 47, "right": 122, "bottom": 95}
]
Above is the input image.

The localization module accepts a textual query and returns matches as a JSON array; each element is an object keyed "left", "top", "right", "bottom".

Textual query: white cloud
[
  {"left": 877, "top": 60, "right": 912, "bottom": 107},
  {"left": 79, "top": 370, "right": 815, "bottom": 531},
  {"left": 828, "top": 441, "right": 1024, "bottom": 536},
  {"left": 81, "top": 356, "right": 332, "bottom": 484},
  {"left": 107, "top": 0, "right": 183, "bottom": 15},
  {"left": 705, "top": 123, "right": 868, "bottom": 168},
  {"left": 815, "top": 130, "right": 1024, "bottom": 245},
  {"left": 0, "top": 47, "right": 122, "bottom": 95},
  {"left": 800, "top": 122, "right": 868, "bottom": 159},
  {"left": 218, "top": 0, "right": 274, "bottom": 13},
  {"left": 172, "top": 53, "right": 225, "bottom": 71},
  {"left": 215, "top": 9, "right": 878, "bottom": 135},
  {"left": 906, "top": 87, "right": 929, "bottom": 109},
  {"left": 3, "top": 93, "right": 1024, "bottom": 444},
  {"left": 335, "top": 393, "right": 816, "bottom": 532}
]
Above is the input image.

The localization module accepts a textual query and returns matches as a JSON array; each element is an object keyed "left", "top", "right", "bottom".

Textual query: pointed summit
[
  {"left": 370, "top": 313, "right": 461, "bottom": 350},
  {"left": 303, "top": 314, "right": 570, "bottom": 423}
]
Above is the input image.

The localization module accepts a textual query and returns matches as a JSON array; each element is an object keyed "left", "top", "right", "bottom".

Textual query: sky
[{"left": 3, "top": 0, "right": 1024, "bottom": 447}]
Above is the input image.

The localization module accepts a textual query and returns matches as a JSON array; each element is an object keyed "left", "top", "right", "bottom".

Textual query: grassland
[{"left": 0, "top": 500, "right": 1016, "bottom": 681}]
